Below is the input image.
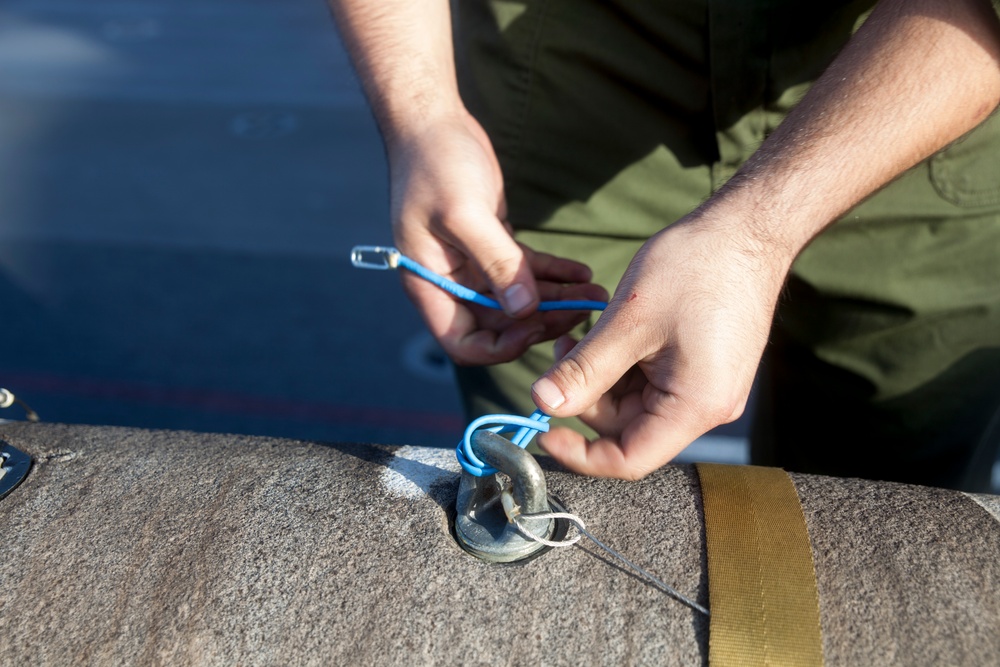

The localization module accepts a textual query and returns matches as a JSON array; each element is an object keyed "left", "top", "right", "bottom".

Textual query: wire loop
[
  {"left": 456, "top": 410, "right": 551, "bottom": 476},
  {"left": 516, "top": 505, "right": 711, "bottom": 617}
]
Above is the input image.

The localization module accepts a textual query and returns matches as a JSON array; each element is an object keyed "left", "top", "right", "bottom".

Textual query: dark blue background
[
  {"left": 3, "top": 0, "right": 994, "bottom": 490},
  {"left": 0, "top": 0, "right": 463, "bottom": 446}
]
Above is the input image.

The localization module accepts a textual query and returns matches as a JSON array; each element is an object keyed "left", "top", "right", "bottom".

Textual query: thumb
[
  {"left": 531, "top": 323, "right": 640, "bottom": 417},
  {"left": 455, "top": 220, "right": 538, "bottom": 317}
]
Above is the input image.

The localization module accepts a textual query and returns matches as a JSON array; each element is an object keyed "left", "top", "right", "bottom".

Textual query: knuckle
[
  {"left": 556, "top": 352, "right": 600, "bottom": 393},
  {"left": 724, "top": 398, "right": 747, "bottom": 424},
  {"left": 437, "top": 339, "right": 475, "bottom": 367},
  {"left": 704, "top": 402, "right": 732, "bottom": 427},
  {"left": 614, "top": 306, "right": 647, "bottom": 339},
  {"left": 438, "top": 205, "right": 475, "bottom": 230},
  {"left": 444, "top": 346, "right": 473, "bottom": 366},
  {"left": 621, "top": 466, "right": 651, "bottom": 482},
  {"left": 451, "top": 348, "right": 505, "bottom": 367},
  {"left": 480, "top": 254, "right": 519, "bottom": 284},
  {"left": 700, "top": 392, "right": 745, "bottom": 427}
]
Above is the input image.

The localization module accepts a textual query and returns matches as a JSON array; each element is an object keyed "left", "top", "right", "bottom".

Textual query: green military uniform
[{"left": 452, "top": 0, "right": 1000, "bottom": 491}]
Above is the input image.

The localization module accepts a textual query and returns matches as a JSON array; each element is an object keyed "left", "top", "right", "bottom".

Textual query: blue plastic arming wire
[
  {"left": 395, "top": 253, "right": 608, "bottom": 312},
  {"left": 456, "top": 410, "right": 552, "bottom": 476},
  {"left": 390, "top": 249, "right": 603, "bottom": 475}
]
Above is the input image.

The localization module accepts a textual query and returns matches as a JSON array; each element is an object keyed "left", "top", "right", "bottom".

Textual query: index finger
[
  {"left": 401, "top": 272, "right": 543, "bottom": 366},
  {"left": 539, "top": 395, "right": 706, "bottom": 480}
]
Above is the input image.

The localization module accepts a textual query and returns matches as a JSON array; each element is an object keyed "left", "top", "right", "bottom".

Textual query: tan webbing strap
[{"left": 696, "top": 463, "right": 824, "bottom": 667}]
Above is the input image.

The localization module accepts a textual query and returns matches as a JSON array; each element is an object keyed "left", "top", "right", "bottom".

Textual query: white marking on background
[
  {"left": 381, "top": 445, "right": 461, "bottom": 499},
  {"left": 965, "top": 493, "right": 1000, "bottom": 524}
]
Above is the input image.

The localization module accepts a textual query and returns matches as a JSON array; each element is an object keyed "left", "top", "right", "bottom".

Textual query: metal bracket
[
  {"left": 350, "top": 245, "right": 400, "bottom": 270},
  {"left": 455, "top": 430, "right": 556, "bottom": 563},
  {"left": 0, "top": 442, "right": 32, "bottom": 501}
]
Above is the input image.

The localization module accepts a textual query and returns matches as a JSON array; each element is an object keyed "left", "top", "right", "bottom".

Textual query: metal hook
[
  {"left": 455, "top": 429, "right": 557, "bottom": 562},
  {"left": 350, "top": 245, "right": 400, "bottom": 270}
]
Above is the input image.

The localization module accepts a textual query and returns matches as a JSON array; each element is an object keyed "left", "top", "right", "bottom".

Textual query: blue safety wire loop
[
  {"left": 456, "top": 410, "right": 552, "bottom": 476},
  {"left": 350, "top": 245, "right": 606, "bottom": 475},
  {"left": 350, "top": 245, "right": 608, "bottom": 312}
]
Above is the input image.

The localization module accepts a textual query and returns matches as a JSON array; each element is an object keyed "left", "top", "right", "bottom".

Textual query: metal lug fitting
[
  {"left": 0, "top": 442, "right": 32, "bottom": 501},
  {"left": 455, "top": 429, "right": 555, "bottom": 563}
]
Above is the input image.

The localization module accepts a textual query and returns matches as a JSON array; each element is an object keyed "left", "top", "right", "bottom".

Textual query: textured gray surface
[
  {"left": 1, "top": 422, "right": 998, "bottom": 666},
  {"left": 793, "top": 474, "right": 1000, "bottom": 666},
  {"left": 966, "top": 492, "right": 1000, "bottom": 523}
]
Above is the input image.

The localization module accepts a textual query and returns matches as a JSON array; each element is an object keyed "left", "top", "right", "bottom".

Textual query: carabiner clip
[{"left": 350, "top": 245, "right": 400, "bottom": 270}]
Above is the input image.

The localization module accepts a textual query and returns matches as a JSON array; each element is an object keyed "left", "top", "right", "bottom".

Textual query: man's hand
[
  {"left": 532, "top": 215, "right": 785, "bottom": 479},
  {"left": 330, "top": 1, "right": 606, "bottom": 365},
  {"left": 389, "top": 111, "right": 607, "bottom": 366},
  {"left": 532, "top": 0, "right": 1000, "bottom": 479}
]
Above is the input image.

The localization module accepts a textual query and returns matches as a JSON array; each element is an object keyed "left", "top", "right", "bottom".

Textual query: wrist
[
  {"left": 367, "top": 56, "right": 466, "bottom": 151},
  {"left": 331, "top": 0, "right": 465, "bottom": 154},
  {"left": 378, "top": 98, "right": 467, "bottom": 154},
  {"left": 679, "top": 186, "right": 816, "bottom": 284}
]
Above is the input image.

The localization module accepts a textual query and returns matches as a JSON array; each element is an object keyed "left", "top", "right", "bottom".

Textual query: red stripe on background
[{"left": 1, "top": 372, "right": 465, "bottom": 434}]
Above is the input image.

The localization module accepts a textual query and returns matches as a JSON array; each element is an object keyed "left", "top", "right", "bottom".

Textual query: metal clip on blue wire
[
  {"left": 457, "top": 410, "right": 551, "bottom": 476},
  {"left": 349, "top": 245, "right": 607, "bottom": 312},
  {"left": 350, "top": 245, "right": 400, "bottom": 270}
]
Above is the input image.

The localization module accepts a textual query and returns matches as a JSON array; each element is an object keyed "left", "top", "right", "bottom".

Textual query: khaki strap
[{"left": 696, "top": 463, "right": 824, "bottom": 667}]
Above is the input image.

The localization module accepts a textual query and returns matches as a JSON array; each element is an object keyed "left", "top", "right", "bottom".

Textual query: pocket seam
[{"left": 929, "top": 133, "right": 1000, "bottom": 208}]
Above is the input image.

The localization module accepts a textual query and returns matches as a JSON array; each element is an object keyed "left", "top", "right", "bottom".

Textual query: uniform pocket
[{"left": 929, "top": 111, "right": 1000, "bottom": 208}]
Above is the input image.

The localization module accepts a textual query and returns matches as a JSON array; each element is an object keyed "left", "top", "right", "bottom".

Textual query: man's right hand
[{"left": 388, "top": 110, "right": 607, "bottom": 366}]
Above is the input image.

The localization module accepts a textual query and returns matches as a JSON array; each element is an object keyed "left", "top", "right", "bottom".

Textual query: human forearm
[
  {"left": 702, "top": 0, "right": 1000, "bottom": 265},
  {"left": 531, "top": 0, "right": 1000, "bottom": 479},
  {"left": 328, "top": 1, "right": 463, "bottom": 147},
  {"left": 330, "top": 1, "right": 606, "bottom": 352}
]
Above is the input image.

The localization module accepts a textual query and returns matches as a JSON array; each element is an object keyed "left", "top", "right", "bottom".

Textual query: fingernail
[
  {"left": 504, "top": 284, "right": 533, "bottom": 314},
  {"left": 532, "top": 376, "right": 565, "bottom": 410}
]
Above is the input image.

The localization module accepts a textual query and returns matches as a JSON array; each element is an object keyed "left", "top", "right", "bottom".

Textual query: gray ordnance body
[{"left": 1, "top": 422, "right": 998, "bottom": 666}]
